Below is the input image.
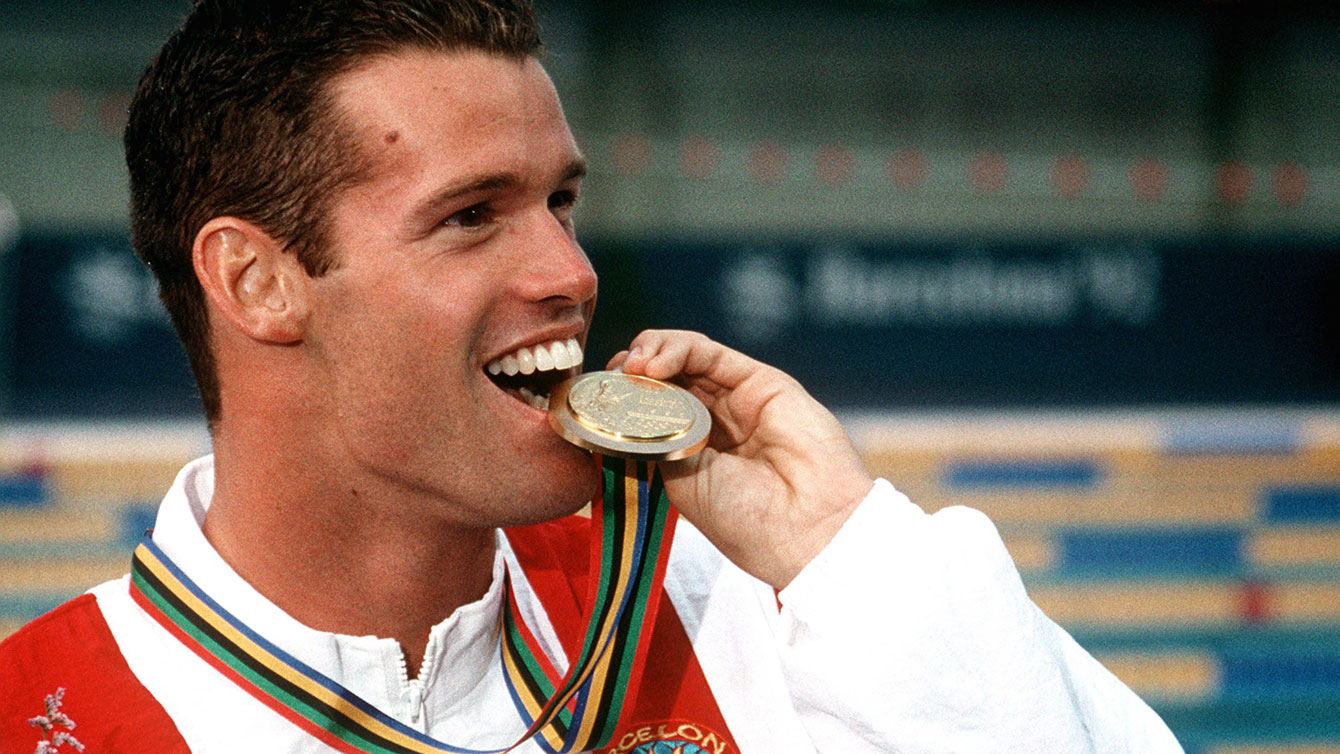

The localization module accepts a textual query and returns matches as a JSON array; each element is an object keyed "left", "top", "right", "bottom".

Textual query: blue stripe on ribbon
[{"left": 140, "top": 537, "right": 499, "bottom": 754}]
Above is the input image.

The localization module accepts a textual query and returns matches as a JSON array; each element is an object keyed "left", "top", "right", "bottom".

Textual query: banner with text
[{"left": 2, "top": 234, "right": 1337, "bottom": 416}]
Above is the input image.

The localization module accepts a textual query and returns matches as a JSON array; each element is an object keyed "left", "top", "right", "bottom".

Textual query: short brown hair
[{"left": 125, "top": 0, "right": 543, "bottom": 422}]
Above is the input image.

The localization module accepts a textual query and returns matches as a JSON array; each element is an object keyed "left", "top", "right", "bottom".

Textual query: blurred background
[{"left": 1, "top": 0, "right": 1338, "bottom": 750}]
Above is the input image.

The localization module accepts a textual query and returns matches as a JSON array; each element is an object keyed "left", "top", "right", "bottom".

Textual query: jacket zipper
[{"left": 398, "top": 633, "right": 442, "bottom": 732}]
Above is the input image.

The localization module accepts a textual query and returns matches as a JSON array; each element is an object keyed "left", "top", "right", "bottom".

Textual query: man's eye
[{"left": 445, "top": 204, "right": 490, "bottom": 228}]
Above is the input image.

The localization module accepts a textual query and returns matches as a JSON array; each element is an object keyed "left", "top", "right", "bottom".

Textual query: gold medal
[{"left": 549, "top": 371, "right": 711, "bottom": 460}]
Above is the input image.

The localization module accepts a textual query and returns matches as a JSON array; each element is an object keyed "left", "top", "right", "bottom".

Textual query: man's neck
[{"left": 201, "top": 444, "right": 498, "bottom": 676}]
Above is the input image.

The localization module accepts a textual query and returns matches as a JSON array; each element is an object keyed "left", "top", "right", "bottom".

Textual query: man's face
[{"left": 306, "top": 49, "right": 598, "bottom": 526}]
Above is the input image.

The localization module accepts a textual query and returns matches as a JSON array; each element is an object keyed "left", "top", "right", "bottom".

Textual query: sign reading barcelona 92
[
  {"left": 588, "top": 238, "right": 1340, "bottom": 409},
  {"left": 3, "top": 233, "right": 1338, "bottom": 416}
]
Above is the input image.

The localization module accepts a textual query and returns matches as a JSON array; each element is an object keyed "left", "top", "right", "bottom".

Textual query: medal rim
[{"left": 548, "top": 371, "right": 711, "bottom": 460}]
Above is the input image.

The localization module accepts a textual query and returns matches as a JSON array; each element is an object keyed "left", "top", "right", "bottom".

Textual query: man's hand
[{"left": 608, "top": 330, "right": 874, "bottom": 589}]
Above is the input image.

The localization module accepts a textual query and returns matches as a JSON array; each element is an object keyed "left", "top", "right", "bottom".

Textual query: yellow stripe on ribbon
[{"left": 136, "top": 544, "right": 444, "bottom": 754}]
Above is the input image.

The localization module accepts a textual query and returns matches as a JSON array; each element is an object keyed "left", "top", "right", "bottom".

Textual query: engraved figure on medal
[{"left": 549, "top": 371, "right": 711, "bottom": 460}]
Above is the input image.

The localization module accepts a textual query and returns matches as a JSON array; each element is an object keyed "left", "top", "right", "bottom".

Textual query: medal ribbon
[{"left": 128, "top": 454, "right": 677, "bottom": 754}]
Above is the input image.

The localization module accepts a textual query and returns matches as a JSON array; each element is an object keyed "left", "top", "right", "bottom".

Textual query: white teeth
[
  {"left": 486, "top": 338, "right": 584, "bottom": 377},
  {"left": 548, "top": 340, "right": 569, "bottom": 369},
  {"left": 533, "top": 343, "right": 554, "bottom": 371},
  {"left": 518, "top": 387, "right": 549, "bottom": 411},
  {"left": 516, "top": 347, "right": 536, "bottom": 375},
  {"left": 485, "top": 338, "right": 580, "bottom": 411},
  {"left": 554, "top": 338, "right": 582, "bottom": 370}
]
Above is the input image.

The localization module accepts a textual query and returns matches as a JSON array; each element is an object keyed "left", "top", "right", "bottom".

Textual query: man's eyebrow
[
  {"left": 406, "top": 158, "right": 588, "bottom": 229},
  {"left": 410, "top": 172, "right": 520, "bottom": 223}
]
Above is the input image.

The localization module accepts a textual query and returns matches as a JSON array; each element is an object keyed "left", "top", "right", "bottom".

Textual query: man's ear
[{"left": 193, "top": 217, "right": 311, "bottom": 344}]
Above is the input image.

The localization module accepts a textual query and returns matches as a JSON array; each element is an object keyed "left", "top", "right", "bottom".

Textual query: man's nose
[{"left": 514, "top": 214, "right": 598, "bottom": 307}]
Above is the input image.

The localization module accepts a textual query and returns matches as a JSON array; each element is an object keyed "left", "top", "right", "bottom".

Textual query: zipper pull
[{"left": 404, "top": 678, "right": 426, "bottom": 726}]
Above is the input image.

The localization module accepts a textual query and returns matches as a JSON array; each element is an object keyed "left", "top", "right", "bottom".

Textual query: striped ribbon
[{"left": 129, "top": 454, "right": 677, "bottom": 754}]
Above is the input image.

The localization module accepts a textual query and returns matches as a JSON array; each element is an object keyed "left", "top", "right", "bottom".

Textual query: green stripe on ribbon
[{"left": 129, "top": 449, "right": 678, "bottom": 754}]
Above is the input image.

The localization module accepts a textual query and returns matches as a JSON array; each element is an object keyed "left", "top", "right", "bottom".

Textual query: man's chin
[
  {"left": 500, "top": 451, "right": 600, "bottom": 527},
  {"left": 551, "top": 453, "right": 602, "bottom": 512}
]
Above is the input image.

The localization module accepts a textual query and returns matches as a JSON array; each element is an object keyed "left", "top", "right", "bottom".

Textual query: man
[{"left": 1, "top": 1, "right": 1183, "bottom": 752}]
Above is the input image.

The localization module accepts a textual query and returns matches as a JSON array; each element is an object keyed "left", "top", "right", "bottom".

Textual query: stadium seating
[
  {"left": 3, "top": 412, "right": 1339, "bottom": 753},
  {"left": 849, "top": 410, "right": 1340, "bottom": 754}
]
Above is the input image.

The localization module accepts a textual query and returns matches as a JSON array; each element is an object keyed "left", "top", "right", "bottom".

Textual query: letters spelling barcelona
[{"left": 602, "top": 720, "right": 732, "bottom": 754}]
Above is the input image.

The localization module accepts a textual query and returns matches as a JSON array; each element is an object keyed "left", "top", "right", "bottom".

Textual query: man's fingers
[
  {"left": 643, "top": 340, "right": 695, "bottom": 380},
  {"left": 621, "top": 330, "right": 690, "bottom": 378},
  {"left": 622, "top": 330, "right": 755, "bottom": 389}
]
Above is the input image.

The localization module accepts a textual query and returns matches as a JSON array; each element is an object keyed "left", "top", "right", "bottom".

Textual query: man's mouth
[{"left": 485, "top": 338, "right": 584, "bottom": 411}]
